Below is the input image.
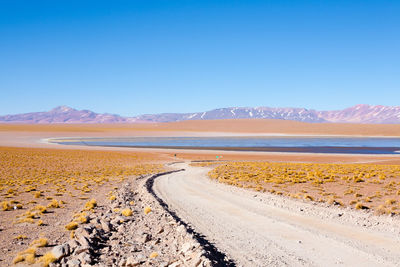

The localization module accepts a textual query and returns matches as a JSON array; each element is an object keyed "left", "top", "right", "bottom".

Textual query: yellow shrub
[
  {"left": 385, "top": 199, "right": 396, "bottom": 205},
  {"left": 25, "top": 253, "right": 36, "bottom": 264},
  {"left": 2, "top": 201, "right": 12, "bottom": 211},
  {"left": 23, "top": 247, "right": 37, "bottom": 255},
  {"left": 14, "top": 235, "right": 27, "bottom": 240},
  {"left": 121, "top": 208, "right": 133, "bottom": 217},
  {"left": 39, "top": 252, "right": 57, "bottom": 267},
  {"left": 12, "top": 255, "right": 24, "bottom": 264},
  {"left": 47, "top": 199, "right": 60, "bottom": 208},
  {"left": 355, "top": 202, "right": 369, "bottom": 210},
  {"left": 65, "top": 222, "right": 78, "bottom": 230},
  {"left": 304, "top": 194, "right": 314, "bottom": 201},
  {"left": 31, "top": 238, "right": 48, "bottom": 247},
  {"left": 149, "top": 252, "right": 158, "bottom": 258},
  {"left": 84, "top": 199, "right": 97, "bottom": 211},
  {"left": 34, "top": 205, "right": 47, "bottom": 214},
  {"left": 144, "top": 206, "right": 152, "bottom": 215}
]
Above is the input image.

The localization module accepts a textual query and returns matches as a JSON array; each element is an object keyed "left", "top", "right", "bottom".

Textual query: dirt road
[{"left": 153, "top": 163, "right": 400, "bottom": 266}]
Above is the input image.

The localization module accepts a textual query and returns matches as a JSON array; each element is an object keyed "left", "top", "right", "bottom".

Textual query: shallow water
[{"left": 54, "top": 136, "right": 400, "bottom": 154}]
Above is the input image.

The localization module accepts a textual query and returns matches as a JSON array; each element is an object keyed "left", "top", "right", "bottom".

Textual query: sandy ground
[
  {"left": 2, "top": 119, "right": 400, "bottom": 136},
  {"left": 1, "top": 122, "right": 400, "bottom": 165},
  {"left": 2, "top": 121, "right": 400, "bottom": 265},
  {"left": 154, "top": 163, "right": 400, "bottom": 267}
]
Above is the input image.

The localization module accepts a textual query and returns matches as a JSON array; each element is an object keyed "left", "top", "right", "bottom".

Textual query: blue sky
[{"left": 1, "top": 0, "right": 399, "bottom": 116}]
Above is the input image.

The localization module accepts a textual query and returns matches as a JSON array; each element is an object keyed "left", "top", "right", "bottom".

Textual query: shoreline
[{"left": 51, "top": 144, "right": 400, "bottom": 155}]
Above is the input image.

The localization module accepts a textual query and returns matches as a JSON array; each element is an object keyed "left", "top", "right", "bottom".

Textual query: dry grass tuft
[
  {"left": 149, "top": 252, "right": 159, "bottom": 258},
  {"left": 144, "top": 206, "right": 152, "bottom": 215},
  {"left": 2, "top": 201, "right": 12, "bottom": 211},
  {"left": 121, "top": 208, "right": 133, "bottom": 217},
  {"left": 47, "top": 199, "right": 61, "bottom": 208},
  {"left": 84, "top": 199, "right": 97, "bottom": 211},
  {"left": 208, "top": 161, "right": 400, "bottom": 214},
  {"left": 65, "top": 222, "right": 79, "bottom": 231},
  {"left": 31, "top": 238, "right": 48, "bottom": 247},
  {"left": 12, "top": 255, "right": 24, "bottom": 264},
  {"left": 355, "top": 202, "right": 369, "bottom": 210},
  {"left": 39, "top": 252, "right": 57, "bottom": 267}
]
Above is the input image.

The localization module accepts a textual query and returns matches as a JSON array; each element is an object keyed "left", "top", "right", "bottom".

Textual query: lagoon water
[{"left": 55, "top": 136, "right": 400, "bottom": 154}]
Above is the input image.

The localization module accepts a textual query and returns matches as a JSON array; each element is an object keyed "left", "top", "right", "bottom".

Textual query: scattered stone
[
  {"left": 66, "top": 259, "right": 81, "bottom": 267},
  {"left": 51, "top": 243, "right": 70, "bottom": 260},
  {"left": 100, "top": 219, "right": 111, "bottom": 232},
  {"left": 46, "top": 172, "right": 213, "bottom": 267},
  {"left": 126, "top": 256, "right": 140, "bottom": 266}
]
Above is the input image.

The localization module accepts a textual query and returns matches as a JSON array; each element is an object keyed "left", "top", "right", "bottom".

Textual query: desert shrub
[
  {"left": 144, "top": 207, "right": 152, "bottom": 215},
  {"left": 31, "top": 238, "right": 48, "bottom": 247},
  {"left": 65, "top": 222, "right": 78, "bottom": 231},
  {"left": 121, "top": 208, "right": 133, "bottom": 216},
  {"left": 39, "top": 252, "right": 57, "bottom": 267}
]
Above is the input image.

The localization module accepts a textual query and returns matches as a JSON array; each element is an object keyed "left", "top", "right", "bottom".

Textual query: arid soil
[
  {"left": 1, "top": 121, "right": 400, "bottom": 165},
  {"left": 154, "top": 163, "right": 400, "bottom": 266},
  {"left": 2, "top": 119, "right": 400, "bottom": 136},
  {"left": 2, "top": 121, "right": 400, "bottom": 266}
]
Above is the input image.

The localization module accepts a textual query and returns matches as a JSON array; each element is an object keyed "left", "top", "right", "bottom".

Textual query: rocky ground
[{"left": 26, "top": 169, "right": 217, "bottom": 267}]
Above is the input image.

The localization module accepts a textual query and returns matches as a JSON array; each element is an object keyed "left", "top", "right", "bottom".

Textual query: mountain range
[{"left": 1, "top": 104, "right": 400, "bottom": 124}]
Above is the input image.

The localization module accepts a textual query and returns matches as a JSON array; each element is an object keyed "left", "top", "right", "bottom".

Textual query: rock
[
  {"left": 176, "top": 225, "right": 185, "bottom": 233},
  {"left": 110, "top": 240, "right": 120, "bottom": 247},
  {"left": 119, "top": 258, "right": 127, "bottom": 266},
  {"left": 168, "top": 261, "right": 182, "bottom": 267},
  {"left": 75, "top": 228, "right": 91, "bottom": 240},
  {"left": 52, "top": 243, "right": 70, "bottom": 260},
  {"left": 78, "top": 252, "right": 92, "bottom": 264},
  {"left": 66, "top": 259, "right": 81, "bottom": 267},
  {"left": 67, "top": 239, "right": 79, "bottom": 251},
  {"left": 126, "top": 256, "right": 140, "bottom": 266},
  {"left": 192, "top": 254, "right": 202, "bottom": 267},
  {"left": 74, "top": 246, "right": 90, "bottom": 255},
  {"left": 136, "top": 233, "right": 151, "bottom": 243},
  {"left": 180, "top": 242, "right": 193, "bottom": 255},
  {"left": 100, "top": 219, "right": 111, "bottom": 232},
  {"left": 76, "top": 235, "right": 91, "bottom": 248}
]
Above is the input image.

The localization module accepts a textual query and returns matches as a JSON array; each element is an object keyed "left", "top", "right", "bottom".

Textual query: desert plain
[{"left": 2, "top": 119, "right": 400, "bottom": 266}]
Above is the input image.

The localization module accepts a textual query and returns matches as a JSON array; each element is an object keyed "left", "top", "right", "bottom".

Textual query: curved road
[{"left": 154, "top": 163, "right": 400, "bottom": 266}]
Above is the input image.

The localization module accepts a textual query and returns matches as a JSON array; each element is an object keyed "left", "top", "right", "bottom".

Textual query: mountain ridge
[{"left": 1, "top": 104, "right": 400, "bottom": 124}]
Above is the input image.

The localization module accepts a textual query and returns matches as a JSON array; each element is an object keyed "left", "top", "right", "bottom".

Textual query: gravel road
[{"left": 153, "top": 163, "right": 400, "bottom": 267}]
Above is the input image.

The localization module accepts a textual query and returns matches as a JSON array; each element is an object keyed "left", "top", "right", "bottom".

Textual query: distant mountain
[
  {"left": 135, "top": 107, "right": 326, "bottom": 123},
  {"left": 318, "top": 104, "right": 400, "bottom": 124},
  {"left": 0, "top": 106, "right": 140, "bottom": 124},
  {"left": 1, "top": 104, "right": 400, "bottom": 124}
]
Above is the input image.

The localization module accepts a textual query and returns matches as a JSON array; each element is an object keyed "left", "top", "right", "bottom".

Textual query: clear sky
[{"left": 1, "top": 0, "right": 399, "bottom": 116}]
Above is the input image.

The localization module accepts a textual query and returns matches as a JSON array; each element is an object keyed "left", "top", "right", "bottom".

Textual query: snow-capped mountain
[
  {"left": 1, "top": 104, "right": 400, "bottom": 124},
  {"left": 318, "top": 104, "right": 400, "bottom": 124},
  {"left": 135, "top": 107, "right": 325, "bottom": 123}
]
